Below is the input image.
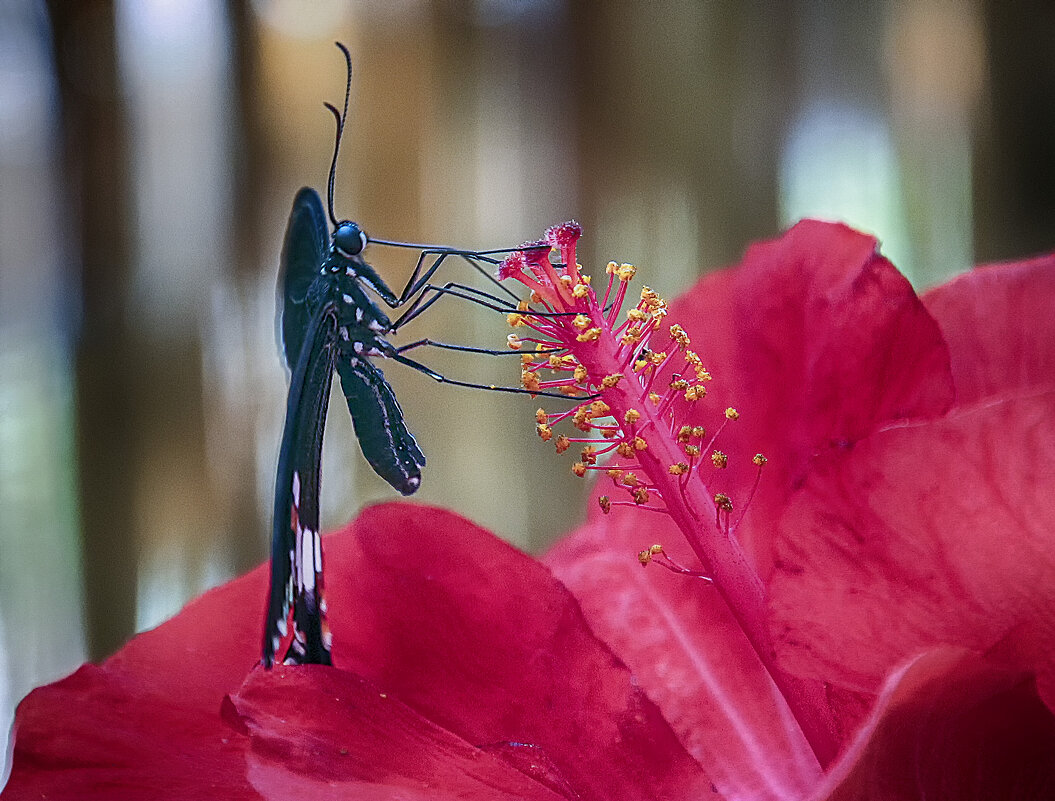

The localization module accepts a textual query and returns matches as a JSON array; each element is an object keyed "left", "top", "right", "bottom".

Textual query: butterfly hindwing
[
  {"left": 263, "top": 300, "right": 338, "bottom": 667},
  {"left": 279, "top": 187, "right": 329, "bottom": 371},
  {"left": 336, "top": 354, "right": 425, "bottom": 496}
]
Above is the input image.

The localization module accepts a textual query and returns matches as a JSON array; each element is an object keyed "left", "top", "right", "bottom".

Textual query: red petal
[
  {"left": 659, "top": 220, "right": 954, "bottom": 563},
  {"left": 228, "top": 665, "right": 569, "bottom": 800},
  {"left": 548, "top": 514, "right": 824, "bottom": 801},
  {"left": 323, "top": 504, "right": 714, "bottom": 801},
  {"left": 769, "top": 392, "right": 1055, "bottom": 711},
  {"left": 6, "top": 664, "right": 258, "bottom": 800},
  {"left": 8, "top": 504, "right": 713, "bottom": 799},
  {"left": 816, "top": 648, "right": 1055, "bottom": 800},
  {"left": 923, "top": 254, "right": 1055, "bottom": 403}
]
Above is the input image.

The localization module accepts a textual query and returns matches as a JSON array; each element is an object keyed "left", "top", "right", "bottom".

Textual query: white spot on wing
[
  {"left": 343, "top": 293, "right": 354, "bottom": 304},
  {"left": 292, "top": 472, "right": 301, "bottom": 506},
  {"left": 299, "top": 528, "right": 318, "bottom": 591}
]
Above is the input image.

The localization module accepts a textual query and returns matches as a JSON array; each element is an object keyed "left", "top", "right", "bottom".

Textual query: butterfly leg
[{"left": 389, "top": 351, "right": 596, "bottom": 401}]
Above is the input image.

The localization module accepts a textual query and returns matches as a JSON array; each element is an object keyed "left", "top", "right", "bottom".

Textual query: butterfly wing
[
  {"left": 337, "top": 354, "right": 425, "bottom": 496},
  {"left": 263, "top": 299, "right": 338, "bottom": 667},
  {"left": 279, "top": 187, "right": 329, "bottom": 370}
]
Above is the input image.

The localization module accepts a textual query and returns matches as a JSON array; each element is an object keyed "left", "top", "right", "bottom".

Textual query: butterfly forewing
[
  {"left": 263, "top": 298, "right": 338, "bottom": 666},
  {"left": 279, "top": 187, "right": 329, "bottom": 370}
]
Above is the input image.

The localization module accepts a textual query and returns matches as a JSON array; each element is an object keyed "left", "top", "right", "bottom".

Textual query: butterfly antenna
[{"left": 324, "top": 42, "right": 353, "bottom": 228}]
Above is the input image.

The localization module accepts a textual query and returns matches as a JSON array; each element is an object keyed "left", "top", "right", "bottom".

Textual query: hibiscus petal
[
  {"left": 597, "top": 220, "right": 955, "bottom": 568},
  {"left": 770, "top": 392, "right": 1055, "bottom": 713},
  {"left": 668, "top": 218, "right": 952, "bottom": 484},
  {"left": 816, "top": 647, "right": 1055, "bottom": 801},
  {"left": 6, "top": 664, "right": 258, "bottom": 800},
  {"left": 547, "top": 514, "right": 823, "bottom": 801},
  {"left": 8, "top": 504, "right": 712, "bottom": 800},
  {"left": 323, "top": 504, "right": 715, "bottom": 801},
  {"left": 229, "top": 665, "right": 569, "bottom": 801},
  {"left": 923, "top": 254, "right": 1055, "bottom": 403}
]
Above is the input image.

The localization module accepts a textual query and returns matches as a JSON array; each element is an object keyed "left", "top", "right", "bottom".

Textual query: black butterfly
[{"left": 263, "top": 44, "right": 573, "bottom": 667}]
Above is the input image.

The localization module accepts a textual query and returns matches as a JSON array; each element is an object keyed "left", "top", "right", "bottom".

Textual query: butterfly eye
[{"left": 334, "top": 221, "right": 365, "bottom": 257}]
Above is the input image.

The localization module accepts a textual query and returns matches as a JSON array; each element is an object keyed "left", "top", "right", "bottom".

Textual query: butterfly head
[{"left": 333, "top": 221, "right": 368, "bottom": 260}]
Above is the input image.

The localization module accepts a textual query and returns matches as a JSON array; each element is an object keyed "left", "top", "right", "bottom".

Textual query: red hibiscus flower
[
  {"left": 541, "top": 220, "right": 1055, "bottom": 798},
  {"left": 5, "top": 221, "right": 1055, "bottom": 800}
]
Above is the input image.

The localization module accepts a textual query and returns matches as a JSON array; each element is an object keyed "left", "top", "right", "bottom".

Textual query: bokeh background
[{"left": 1, "top": 0, "right": 1053, "bottom": 760}]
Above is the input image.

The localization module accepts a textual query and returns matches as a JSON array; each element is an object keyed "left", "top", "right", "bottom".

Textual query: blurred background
[{"left": 1, "top": 0, "right": 1053, "bottom": 753}]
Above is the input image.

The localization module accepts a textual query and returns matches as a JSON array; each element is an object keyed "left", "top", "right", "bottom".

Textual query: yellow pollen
[
  {"left": 572, "top": 283, "right": 590, "bottom": 299},
  {"left": 669, "top": 324, "right": 690, "bottom": 347},
  {"left": 685, "top": 385, "right": 706, "bottom": 402},
  {"left": 547, "top": 354, "right": 563, "bottom": 368},
  {"left": 685, "top": 350, "right": 702, "bottom": 366},
  {"left": 617, "top": 263, "right": 636, "bottom": 281},
  {"left": 711, "top": 451, "right": 728, "bottom": 469},
  {"left": 521, "top": 370, "right": 540, "bottom": 392},
  {"left": 560, "top": 275, "right": 574, "bottom": 289},
  {"left": 601, "top": 373, "right": 623, "bottom": 388},
  {"left": 714, "top": 493, "right": 733, "bottom": 512},
  {"left": 692, "top": 425, "right": 706, "bottom": 438},
  {"left": 624, "top": 408, "right": 641, "bottom": 424},
  {"left": 634, "top": 436, "right": 647, "bottom": 451},
  {"left": 572, "top": 462, "right": 587, "bottom": 477},
  {"left": 638, "top": 548, "right": 652, "bottom": 565},
  {"left": 725, "top": 407, "right": 740, "bottom": 420},
  {"left": 536, "top": 424, "right": 552, "bottom": 441},
  {"left": 753, "top": 453, "right": 768, "bottom": 466},
  {"left": 633, "top": 359, "right": 648, "bottom": 372},
  {"left": 633, "top": 487, "right": 650, "bottom": 505},
  {"left": 572, "top": 409, "right": 592, "bottom": 431},
  {"left": 574, "top": 364, "right": 589, "bottom": 383},
  {"left": 572, "top": 314, "right": 591, "bottom": 330},
  {"left": 641, "top": 286, "right": 659, "bottom": 303},
  {"left": 602, "top": 429, "right": 619, "bottom": 439},
  {"left": 621, "top": 327, "right": 643, "bottom": 346},
  {"left": 507, "top": 313, "right": 525, "bottom": 327},
  {"left": 627, "top": 308, "right": 648, "bottom": 323},
  {"left": 616, "top": 442, "right": 634, "bottom": 459},
  {"left": 535, "top": 408, "right": 548, "bottom": 424},
  {"left": 599, "top": 495, "right": 612, "bottom": 514},
  {"left": 560, "top": 385, "right": 585, "bottom": 397},
  {"left": 622, "top": 472, "right": 640, "bottom": 487},
  {"left": 520, "top": 354, "right": 534, "bottom": 365},
  {"left": 606, "top": 468, "right": 624, "bottom": 481},
  {"left": 517, "top": 300, "right": 530, "bottom": 312},
  {"left": 507, "top": 334, "right": 523, "bottom": 350},
  {"left": 648, "top": 392, "right": 661, "bottom": 404},
  {"left": 697, "top": 368, "right": 712, "bottom": 382},
  {"left": 684, "top": 444, "right": 701, "bottom": 458},
  {"left": 668, "top": 462, "right": 688, "bottom": 475},
  {"left": 648, "top": 351, "right": 667, "bottom": 365},
  {"left": 577, "top": 328, "right": 602, "bottom": 343},
  {"left": 669, "top": 378, "right": 689, "bottom": 391},
  {"left": 589, "top": 400, "right": 610, "bottom": 416},
  {"left": 530, "top": 291, "right": 543, "bottom": 304},
  {"left": 555, "top": 435, "right": 571, "bottom": 454},
  {"left": 580, "top": 446, "right": 597, "bottom": 465},
  {"left": 677, "top": 425, "right": 693, "bottom": 443}
]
